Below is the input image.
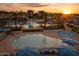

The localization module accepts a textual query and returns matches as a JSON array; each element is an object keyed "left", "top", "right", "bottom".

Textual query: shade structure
[
  {"left": 16, "top": 47, "right": 41, "bottom": 56},
  {"left": 63, "top": 39, "right": 79, "bottom": 46},
  {"left": 57, "top": 46, "right": 79, "bottom": 56},
  {"left": 58, "top": 31, "right": 76, "bottom": 38}
]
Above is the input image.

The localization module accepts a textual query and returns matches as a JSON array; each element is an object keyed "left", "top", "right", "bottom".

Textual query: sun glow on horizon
[{"left": 63, "top": 10, "right": 71, "bottom": 14}]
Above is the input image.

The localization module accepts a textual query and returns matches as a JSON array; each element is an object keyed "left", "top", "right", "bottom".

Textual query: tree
[
  {"left": 38, "top": 11, "right": 48, "bottom": 28},
  {"left": 12, "top": 11, "right": 18, "bottom": 28},
  {"left": 27, "top": 10, "right": 34, "bottom": 20}
]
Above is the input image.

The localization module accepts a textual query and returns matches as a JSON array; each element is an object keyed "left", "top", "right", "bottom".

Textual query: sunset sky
[{"left": 0, "top": 3, "right": 79, "bottom": 14}]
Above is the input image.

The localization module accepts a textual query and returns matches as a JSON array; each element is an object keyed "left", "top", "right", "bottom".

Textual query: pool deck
[{"left": 0, "top": 30, "right": 79, "bottom": 55}]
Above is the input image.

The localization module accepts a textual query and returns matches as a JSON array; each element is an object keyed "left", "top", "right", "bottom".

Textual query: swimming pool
[
  {"left": 58, "top": 31, "right": 76, "bottom": 38},
  {"left": 11, "top": 34, "right": 62, "bottom": 49}
]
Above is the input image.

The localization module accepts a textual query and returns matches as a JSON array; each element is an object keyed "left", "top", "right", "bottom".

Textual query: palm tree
[
  {"left": 27, "top": 10, "right": 34, "bottom": 20},
  {"left": 38, "top": 11, "right": 48, "bottom": 29},
  {"left": 27, "top": 10, "right": 34, "bottom": 28},
  {"left": 44, "top": 12, "right": 48, "bottom": 28},
  {"left": 18, "top": 10, "right": 24, "bottom": 25},
  {"left": 38, "top": 11, "right": 45, "bottom": 19},
  {"left": 12, "top": 11, "right": 18, "bottom": 28}
]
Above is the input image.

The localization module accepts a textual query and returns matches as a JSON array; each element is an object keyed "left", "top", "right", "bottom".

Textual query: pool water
[
  {"left": 58, "top": 31, "right": 76, "bottom": 38},
  {"left": 11, "top": 34, "right": 62, "bottom": 49}
]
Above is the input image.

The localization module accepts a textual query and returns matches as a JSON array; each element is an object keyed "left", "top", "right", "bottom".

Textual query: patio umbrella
[
  {"left": 57, "top": 46, "right": 79, "bottom": 56},
  {"left": 16, "top": 47, "right": 41, "bottom": 56},
  {"left": 63, "top": 39, "right": 79, "bottom": 46}
]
